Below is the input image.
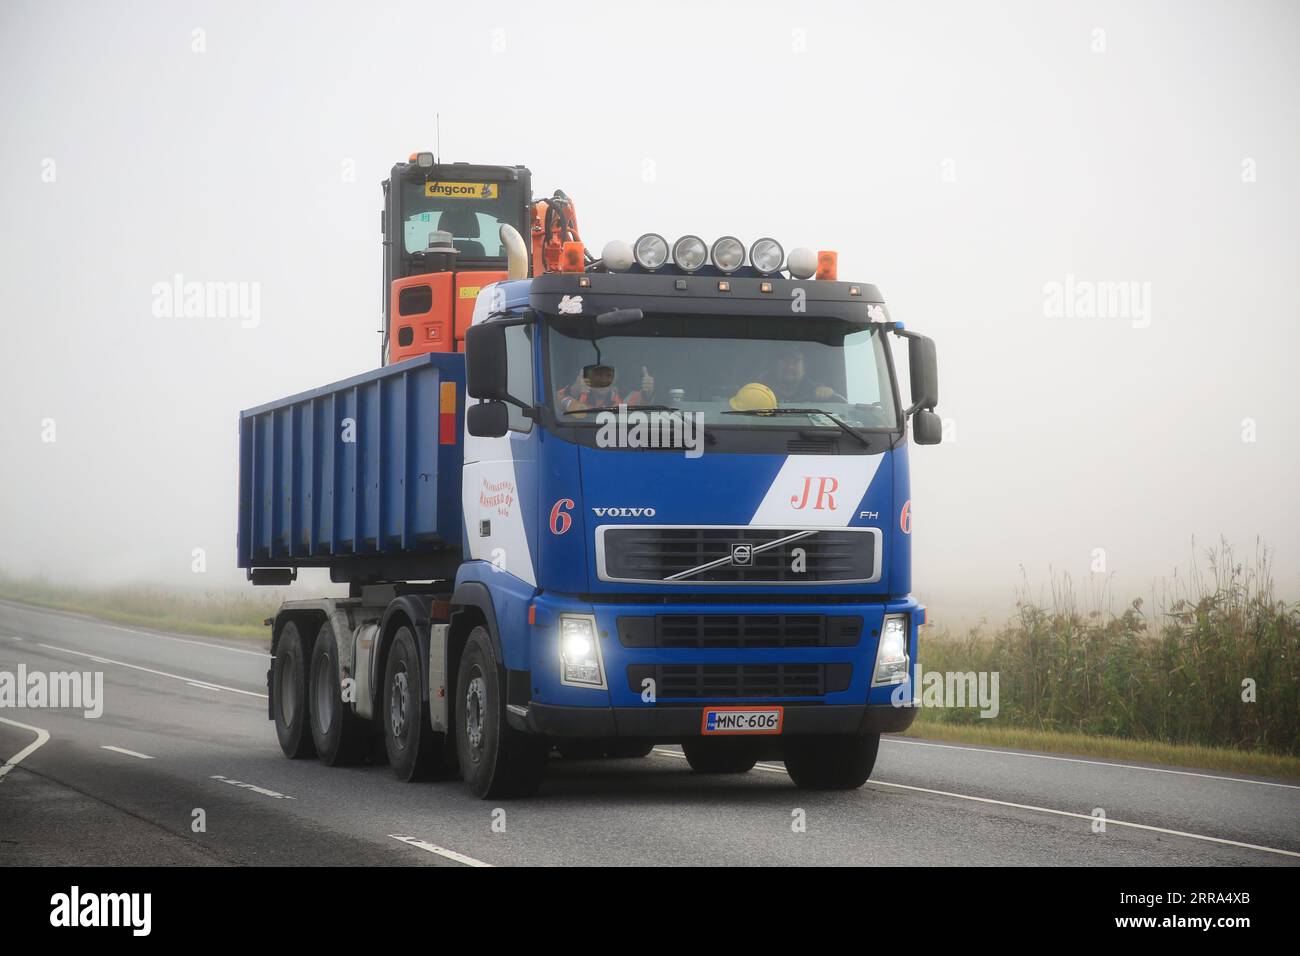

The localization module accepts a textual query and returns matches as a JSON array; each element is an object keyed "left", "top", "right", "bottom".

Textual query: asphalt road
[{"left": 1, "top": 599, "right": 1297, "bottom": 867}]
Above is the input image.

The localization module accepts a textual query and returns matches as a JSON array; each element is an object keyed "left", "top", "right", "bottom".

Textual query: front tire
[
  {"left": 309, "top": 622, "right": 369, "bottom": 766},
  {"left": 783, "top": 733, "right": 880, "bottom": 790},
  {"left": 681, "top": 738, "right": 758, "bottom": 774},
  {"left": 455, "top": 628, "right": 548, "bottom": 799},
  {"left": 273, "top": 621, "right": 315, "bottom": 759},
  {"left": 382, "top": 626, "right": 441, "bottom": 781}
]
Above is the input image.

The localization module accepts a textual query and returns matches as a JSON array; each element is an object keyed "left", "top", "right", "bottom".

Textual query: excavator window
[{"left": 399, "top": 179, "right": 523, "bottom": 258}]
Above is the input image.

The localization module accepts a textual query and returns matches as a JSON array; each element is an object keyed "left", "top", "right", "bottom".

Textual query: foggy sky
[{"left": 2, "top": 0, "right": 1297, "bottom": 626}]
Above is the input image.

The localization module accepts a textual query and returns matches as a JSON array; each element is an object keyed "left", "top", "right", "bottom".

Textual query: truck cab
[{"left": 450, "top": 253, "right": 941, "bottom": 793}]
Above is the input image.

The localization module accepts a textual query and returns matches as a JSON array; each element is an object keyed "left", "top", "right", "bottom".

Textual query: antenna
[{"left": 436, "top": 113, "right": 440, "bottom": 165}]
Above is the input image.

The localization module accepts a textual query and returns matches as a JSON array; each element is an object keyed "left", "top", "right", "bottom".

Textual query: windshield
[
  {"left": 545, "top": 314, "right": 899, "bottom": 432},
  {"left": 399, "top": 179, "right": 524, "bottom": 257}
]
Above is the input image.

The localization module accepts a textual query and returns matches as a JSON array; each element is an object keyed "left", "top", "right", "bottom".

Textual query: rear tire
[
  {"left": 382, "top": 626, "right": 441, "bottom": 781},
  {"left": 783, "top": 733, "right": 880, "bottom": 790},
  {"left": 455, "top": 627, "right": 548, "bottom": 799},
  {"left": 681, "top": 738, "right": 757, "bottom": 774},
  {"left": 273, "top": 621, "right": 316, "bottom": 759},
  {"left": 309, "top": 622, "right": 369, "bottom": 766}
]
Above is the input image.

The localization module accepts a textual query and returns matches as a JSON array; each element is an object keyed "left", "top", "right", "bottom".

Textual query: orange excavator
[{"left": 380, "top": 152, "right": 582, "bottom": 364}]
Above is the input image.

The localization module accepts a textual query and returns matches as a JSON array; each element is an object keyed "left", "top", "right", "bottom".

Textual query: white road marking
[
  {"left": 0, "top": 600, "right": 267, "bottom": 658},
  {"left": 101, "top": 745, "right": 153, "bottom": 760},
  {"left": 210, "top": 774, "right": 294, "bottom": 799},
  {"left": 884, "top": 737, "right": 1300, "bottom": 791},
  {"left": 0, "top": 716, "right": 51, "bottom": 782},
  {"left": 99, "top": 623, "right": 268, "bottom": 659},
  {"left": 389, "top": 834, "right": 492, "bottom": 867},
  {"left": 37, "top": 642, "right": 266, "bottom": 699},
  {"left": 650, "top": 748, "right": 1300, "bottom": 860}
]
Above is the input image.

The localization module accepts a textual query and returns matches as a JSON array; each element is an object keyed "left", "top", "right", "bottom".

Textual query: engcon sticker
[
  {"left": 459, "top": 286, "right": 481, "bottom": 299},
  {"left": 424, "top": 181, "right": 498, "bottom": 199}
]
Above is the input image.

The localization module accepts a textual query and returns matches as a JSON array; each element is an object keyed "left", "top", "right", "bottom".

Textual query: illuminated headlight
[
  {"left": 634, "top": 233, "right": 669, "bottom": 271},
  {"left": 559, "top": 614, "right": 605, "bottom": 688},
  {"left": 710, "top": 236, "right": 745, "bottom": 273},
  {"left": 672, "top": 235, "right": 707, "bottom": 272},
  {"left": 872, "top": 614, "right": 910, "bottom": 685},
  {"left": 749, "top": 237, "right": 784, "bottom": 275}
]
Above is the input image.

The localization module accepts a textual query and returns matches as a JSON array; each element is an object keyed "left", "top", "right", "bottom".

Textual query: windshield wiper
[
  {"left": 720, "top": 407, "right": 871, "bottom": 447},
  {"left": 561, "top": 404, "right": 716, "bottom": 444}
]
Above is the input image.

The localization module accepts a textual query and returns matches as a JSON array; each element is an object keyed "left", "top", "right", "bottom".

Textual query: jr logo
[
  {"left": 549, "top": 498, "right": 574, "bottom": 535},
  {"left": 790, "top": 476, "right": 838, "bottom": 511}
]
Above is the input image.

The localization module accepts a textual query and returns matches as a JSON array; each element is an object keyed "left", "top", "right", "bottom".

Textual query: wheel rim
[
  {"left": 313, "top": 651, "right": 333, "bottom": 736},
  {"left": 390, "top": 664, "right": 410, "bottom": 746},
  {"left": 464, "top": 672, "right": 487, "bottom": 758},
  {"left": 279, "top": 649, "right": 298, "bottom": 724}
]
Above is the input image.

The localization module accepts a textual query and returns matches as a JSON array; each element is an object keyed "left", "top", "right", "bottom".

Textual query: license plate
[{"left": 701, "top": 706, "right": 784, "bottom": 735}]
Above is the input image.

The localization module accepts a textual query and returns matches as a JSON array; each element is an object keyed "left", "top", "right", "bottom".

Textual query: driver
[
  {"left": 766, "top": 343, "right": 835, "bottom": 403},
  {"left": 556, "top": 364, "right": 656, "bottom": 414}
]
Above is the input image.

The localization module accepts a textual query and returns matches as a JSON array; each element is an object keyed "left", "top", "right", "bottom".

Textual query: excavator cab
[{"left": 381, "top": 157, "right": 532, "bottom": 362}]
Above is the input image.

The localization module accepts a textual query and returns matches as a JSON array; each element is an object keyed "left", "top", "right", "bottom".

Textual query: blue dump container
[{"left": 237, "top": 353, "right": 465, "bottom": 583}]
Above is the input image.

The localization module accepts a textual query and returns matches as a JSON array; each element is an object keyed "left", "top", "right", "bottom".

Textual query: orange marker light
[
  {"left": 561, "top": 241, "right": 585, "bottom": 272},
  {"left": 816, "top": 250, "right": 838, "bottom": 281}
]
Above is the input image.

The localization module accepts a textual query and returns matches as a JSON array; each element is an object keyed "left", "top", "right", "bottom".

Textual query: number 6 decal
[
  {"left": 900, "top": 499, "right": 912, "bottom": 534},
  {"left": 549, "top": 498, "right": 574, "bottom": 535}
]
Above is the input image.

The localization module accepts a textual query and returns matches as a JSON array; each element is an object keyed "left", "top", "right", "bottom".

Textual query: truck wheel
[
  {"left": 455, "top": 627, "right": 548, "bottom": 799},
  {"left": 681, "top": 739, "right": 757, "bottom": 774},
  {"left": 784, "top": 734, "right": 880, "bottom": 790},
  {"left": 272, "top": 621, "right": 316, "bottom": 759},
  {"left": 382, "top": 626, "right": 440, "bottom": 782},
  {"left": 309, "top": 622, "right": 368, "bottom": 766}
]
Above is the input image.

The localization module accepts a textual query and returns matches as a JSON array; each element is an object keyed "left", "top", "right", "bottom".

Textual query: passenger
[{"left": 556, "top": 364, "right": 656, "bottom": 414}]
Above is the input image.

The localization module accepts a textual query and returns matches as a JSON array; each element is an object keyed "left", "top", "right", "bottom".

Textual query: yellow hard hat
[{"left": 729, "top": 382, "right": 778, "bottom": 411}]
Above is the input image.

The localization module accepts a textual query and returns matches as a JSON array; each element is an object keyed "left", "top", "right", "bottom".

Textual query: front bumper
[{"left": 513, "top": 701, "right": 917, "bottom": 739}]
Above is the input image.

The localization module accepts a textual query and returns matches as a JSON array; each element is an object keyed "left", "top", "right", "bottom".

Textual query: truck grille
[
  {"left": 596, "top": 526, "right": 880, "bottom": 585},
  {"left": 626, "top": 663, "right": 851, "bottom": 699},
  {"left": 618, "top": 614, "right": 863, "bottom": 648}
]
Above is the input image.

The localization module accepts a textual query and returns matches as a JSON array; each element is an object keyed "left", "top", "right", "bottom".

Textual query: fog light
[
  {"left": 710, "top": 236, "right": 745, "bottom": 273},
  {"left": 672, "top": 235, "right": 707, "bottom": 272},
  {"left": 634, "top": 233, "right": 669, "bottom": 271},
  {"left": 559, "top": 614, "right": 605, "bottom": 688},
  {"left": 749, "top": 237, "right": 784, "bottom": 275},
  {"left": 872, "top": 614, "right": 909, "bottom": 685}
]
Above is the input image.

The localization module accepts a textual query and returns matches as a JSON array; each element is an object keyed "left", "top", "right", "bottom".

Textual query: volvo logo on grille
[{"left": 730, "top": 543, "right": 754, "bottom": 566}]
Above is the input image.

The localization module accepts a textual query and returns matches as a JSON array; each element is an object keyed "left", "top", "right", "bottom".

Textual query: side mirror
[
  {"left": 907, "top": 334, "right": 939, "bottom": 412},
  {"left": 465, "top": 322, "right": 509, "bottom": 401},
  {"left": 913, "top": 408, "right": 942, "bottom": 445},
  {"left": 466, "top": 401, "right": 509, "bottom": 438}
]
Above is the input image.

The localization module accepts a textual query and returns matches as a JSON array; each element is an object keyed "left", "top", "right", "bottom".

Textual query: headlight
[
  {"left": 749, "top": 237, "right": 784, "bottom": 275},
  {"left": 872, "top": 614, "right": 910, "bottom": 685},
  {"left": 672, "top": 235, "right": 707, "bottom": 272},
  {"left": 710, "top": 236, "right": 745, "bottom": 273},
  {"left": 559, "top": 614, "right": 606, "bottom": 688},
  {"left": 633, "top": 233, "right": 669, "bottom": 271}
]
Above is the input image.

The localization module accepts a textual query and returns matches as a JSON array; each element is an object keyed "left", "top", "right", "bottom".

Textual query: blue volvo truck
[{"left": 239, "top": 157, "right": 942, "bottom": 798}]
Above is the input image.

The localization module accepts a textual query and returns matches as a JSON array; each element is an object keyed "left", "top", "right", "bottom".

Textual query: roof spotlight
[
  {"left": 672, "top": 235, "right": 708, "bottom": 272},
  {"left": 633, "top": 233, "right": 670, "bottom": 271},
  {"left": 601, "top": 240, "right": 634, "bottom": 272},
  {"left": 787, "top": 247, "right": 818, "bottom": 280},
  {"left": 749, "top": 238, "right": 785, "bottom": 275},
  {"left": 710, "top": 236, "right": 745, "bottom": 273}
]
